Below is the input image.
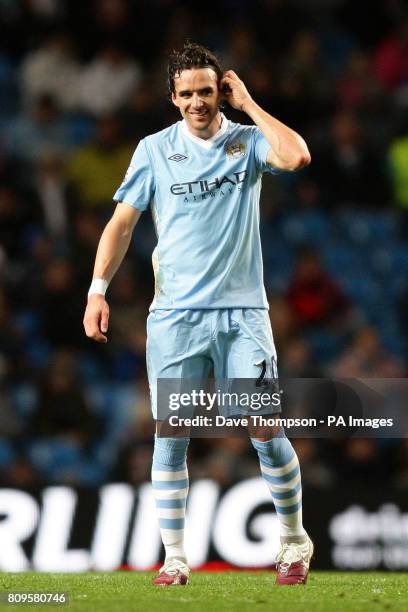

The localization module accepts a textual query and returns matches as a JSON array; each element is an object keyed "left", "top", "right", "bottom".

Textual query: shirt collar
[{"left": 180, "top": 113, "right": 229, "bottom": 149}]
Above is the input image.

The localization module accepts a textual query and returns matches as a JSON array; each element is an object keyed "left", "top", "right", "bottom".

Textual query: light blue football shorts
[{"left": 146, "top": 308, "right": 279, "bottom": 419}]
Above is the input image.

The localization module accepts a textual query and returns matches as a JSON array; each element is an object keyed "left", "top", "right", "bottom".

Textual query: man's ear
[
  {"left": 171, "top": 92, "right": 179, "bottom": 108},
  {"left": 218, "top": 81, "right": 231, "bottom": 107}
]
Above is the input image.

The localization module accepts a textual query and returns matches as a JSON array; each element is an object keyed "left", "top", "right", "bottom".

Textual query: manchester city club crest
[{"left": 226, "top": 140, "right": 246, "bottom": 159}]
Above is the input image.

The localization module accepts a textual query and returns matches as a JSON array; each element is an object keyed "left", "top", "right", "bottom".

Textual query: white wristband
[{"left": 88, "top": 278, "right": 109, "bottom": 297}]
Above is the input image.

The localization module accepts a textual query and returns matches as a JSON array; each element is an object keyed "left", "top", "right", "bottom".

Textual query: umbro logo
[{"left": 168, "top": 153, "right": 188, "bottom": 162}]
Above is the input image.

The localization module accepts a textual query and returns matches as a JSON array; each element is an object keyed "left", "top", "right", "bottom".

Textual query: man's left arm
[{"left": 221, "top": 70, "right": 311, "bottom": 171}]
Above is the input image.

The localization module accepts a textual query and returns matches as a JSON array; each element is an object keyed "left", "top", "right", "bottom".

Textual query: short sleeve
[
  {"left": 252, "top": 127, "right": 282, "bottom": 176},
  {"left": 113, "top": 139, "right": 155, "bottom": 211}
]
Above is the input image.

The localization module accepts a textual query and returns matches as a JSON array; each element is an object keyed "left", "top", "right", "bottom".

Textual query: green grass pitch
[{"left": 0, "top": 572, "right": 407, "bottom": 611}]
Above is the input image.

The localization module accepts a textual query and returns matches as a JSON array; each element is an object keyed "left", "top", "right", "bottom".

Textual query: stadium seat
[
  {"left": 303, "top": 329, "right": 346, "bottom": 365},
  {"left": 86, "top": 383, "right": 139, "bottom": 441},
  {"left": 335, "top": 209, "right": 397, "bottom": 245},
  {"left": 321, "top": 242, "right": 365, "bottom": 276},
  {"left": 371, "top": 245, "right": 408, "bottom": 277},
  {"left": 9, "top": 383, "right": 37, "bottom": 419},
  {"left": 0, "top": 439, "right": 16, "bottom": 468},
  {"left": 280, "top": 210, "right": 330, "bottom": 245},
  {"left": 27, "top": 437, "right": 107, "bottom": 485},
  {"left": 27, "top": 438, "right": 82, "bottom": 477},
  {"left": 337, "top": 276, "right": 382, "bottom": 307}
]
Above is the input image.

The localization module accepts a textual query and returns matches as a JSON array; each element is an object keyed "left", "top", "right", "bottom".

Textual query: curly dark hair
[{"left": 167, "top": 41, "right": 222, "bottom": 97}]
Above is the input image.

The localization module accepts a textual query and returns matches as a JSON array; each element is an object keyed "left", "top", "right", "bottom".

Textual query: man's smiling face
[{"left": 172, "top": 67, "right": 222, "bottom": 138}]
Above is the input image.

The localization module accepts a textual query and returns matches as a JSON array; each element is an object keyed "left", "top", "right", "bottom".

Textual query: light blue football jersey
[{"left": 113, "top": 114, "right": 280, "bottom": 310}]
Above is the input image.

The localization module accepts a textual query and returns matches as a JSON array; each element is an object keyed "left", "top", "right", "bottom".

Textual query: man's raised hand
[
  {"left": 220, "top": 70, "right": 253, "bottom": 112},
  {"left": 83, "top": 294, "right": 110, "bottom": 343}
]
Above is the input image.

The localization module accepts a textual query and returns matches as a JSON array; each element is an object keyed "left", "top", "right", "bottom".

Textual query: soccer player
[{"left": 83, "top": 42, "right": 313, "bottom": 586}]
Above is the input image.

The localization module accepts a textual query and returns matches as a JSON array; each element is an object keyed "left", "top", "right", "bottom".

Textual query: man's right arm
[{"left": 83, "top": 202, "right": 141, "bottom": 343}]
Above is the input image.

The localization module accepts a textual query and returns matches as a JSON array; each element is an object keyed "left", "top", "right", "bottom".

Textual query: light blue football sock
[
  {"left": 251, "top": 435, "right": 306, "bottom": 543},
  {"left": 152, "top": 436, "right": 190, "bottom": 563}
]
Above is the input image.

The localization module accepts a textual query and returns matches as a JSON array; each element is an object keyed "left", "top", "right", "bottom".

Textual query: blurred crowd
[{"left": 0, "top": 0, "right": 407, "bottom": 490}]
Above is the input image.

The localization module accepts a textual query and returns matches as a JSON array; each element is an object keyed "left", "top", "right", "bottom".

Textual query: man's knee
[
  {"left": 156, "top": 420, "right": 191, "bottom": 438},
  {"left": 248, "top": 422, "right": 283, "bottom": 441}
]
